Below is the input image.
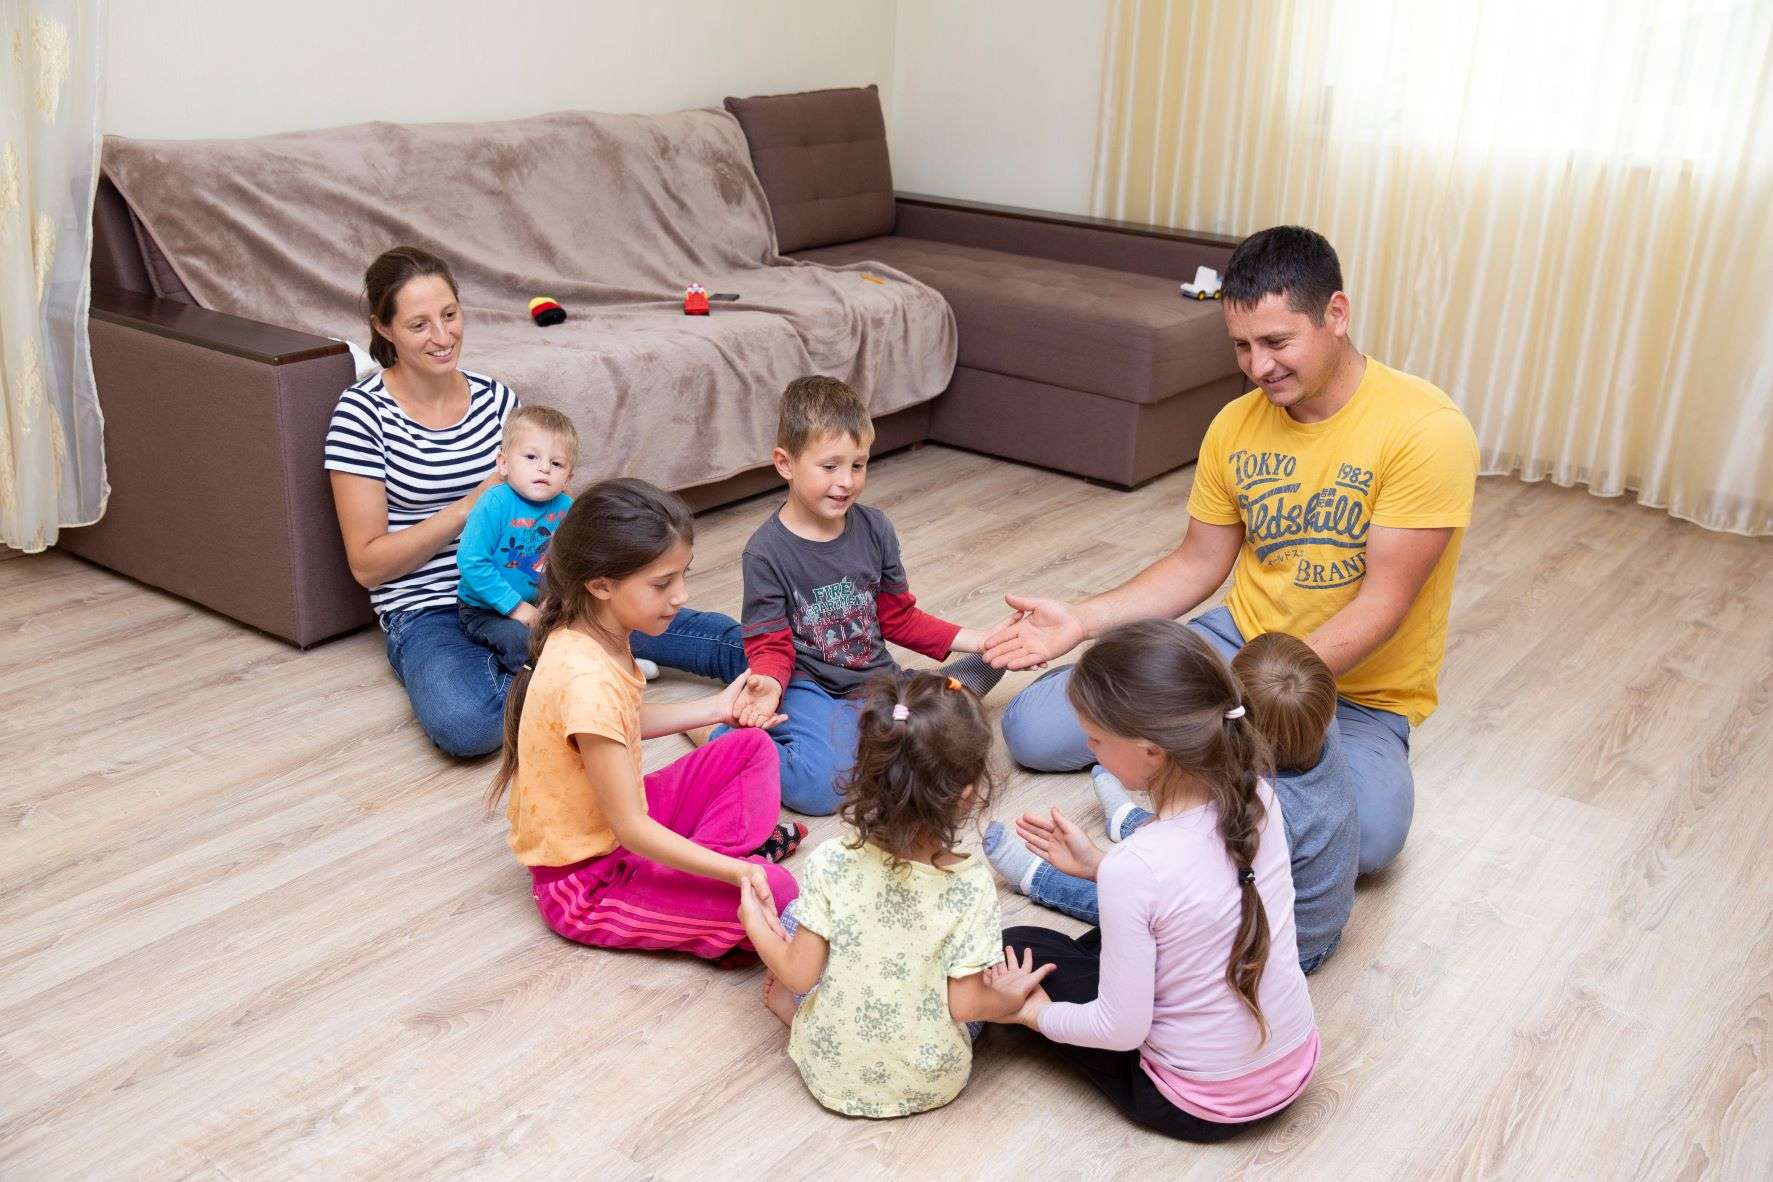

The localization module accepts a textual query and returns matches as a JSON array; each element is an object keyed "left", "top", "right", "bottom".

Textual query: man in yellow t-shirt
[{"left": 985, "top": 226, "right": 1478, "bottom": 875}]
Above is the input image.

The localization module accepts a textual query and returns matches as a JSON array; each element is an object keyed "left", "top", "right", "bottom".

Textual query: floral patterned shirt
[{"left": 788, "top": 838, "right": 1002, "bottom": 1117}]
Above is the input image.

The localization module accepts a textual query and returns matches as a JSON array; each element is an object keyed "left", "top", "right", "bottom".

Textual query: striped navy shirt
[{"left": 323, "top": 370, "right": 518, "bottom": 621}]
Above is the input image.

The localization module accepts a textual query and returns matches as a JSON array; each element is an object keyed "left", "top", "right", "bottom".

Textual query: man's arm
[
  {"left": 1305, "top": 524, "right": 1453, "bottom": 675},
  {"left": 983, "top": 517, "right": 1244, "bottom": 669},
  {"left": 1076, "top": 517, "right": 1245, "bottom": 637}
]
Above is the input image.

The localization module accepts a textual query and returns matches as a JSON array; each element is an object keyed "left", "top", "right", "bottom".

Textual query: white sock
[
  {"left": 983, "top": 822, "right": 1044, "bottom": 896},
  {"left": 1092, "top": 764, "right": 1139, "bottom": 842}
]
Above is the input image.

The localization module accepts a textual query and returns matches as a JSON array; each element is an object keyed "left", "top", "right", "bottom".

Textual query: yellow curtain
[{"left": 1095, "top": 0, "right": 1773, "bottom": 536}]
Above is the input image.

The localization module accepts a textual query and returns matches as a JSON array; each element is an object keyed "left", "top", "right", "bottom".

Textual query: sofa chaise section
[{"left": 726, "top": 86, "right": 1246, "bottom": 488}]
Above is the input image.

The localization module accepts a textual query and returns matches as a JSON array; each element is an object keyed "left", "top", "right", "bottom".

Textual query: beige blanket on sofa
[{"left": 103, "top": 109, "right": 956, "bottom": 491}]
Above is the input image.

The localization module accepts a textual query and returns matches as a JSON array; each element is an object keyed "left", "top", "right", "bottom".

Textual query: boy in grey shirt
[
  {"left": 720, "top": 377, "right": 1003, "bottom": 815},
  {"left": 985, "top": 631, "right": 1358, "bottom": 973}
]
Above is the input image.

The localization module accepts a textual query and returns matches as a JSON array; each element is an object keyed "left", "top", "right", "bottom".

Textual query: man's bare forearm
[{"left": 1077, "top": 521, "right": 1242, "bottom": 637}]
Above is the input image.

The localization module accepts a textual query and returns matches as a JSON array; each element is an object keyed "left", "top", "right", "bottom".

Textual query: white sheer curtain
[
  {"left": 1094, "top": 0, "right": 1773, "bottom": 535},
  {"left": 1, "top": 0, "right": 106, "bottom": 552}
]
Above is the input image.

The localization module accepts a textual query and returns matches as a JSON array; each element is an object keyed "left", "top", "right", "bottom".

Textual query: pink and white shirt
[{"left": 1038, "top": 781, "right": 1319, "bottom": 1122}]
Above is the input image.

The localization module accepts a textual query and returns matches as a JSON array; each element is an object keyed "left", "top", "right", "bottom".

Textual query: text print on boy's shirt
[
  {"left": 741, "top": 504, "right": 960, "bottom": 696},
  {"left": 797, "top": 577, "right": 880, "bottom": 668},
  {"left": 1188, "top": 357, "right": 1479, "bottom": 725}
]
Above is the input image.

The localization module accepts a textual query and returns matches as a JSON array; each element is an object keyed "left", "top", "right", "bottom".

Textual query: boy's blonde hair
[
  {"left": 503, "top": 405, "right": 580, "bottom": 460},
  {"left": 776, "top": 375, "right": 874, "bottom": 455},
  {"left": 1230, "top": 633, "right": 1338, "bottom": 772}
]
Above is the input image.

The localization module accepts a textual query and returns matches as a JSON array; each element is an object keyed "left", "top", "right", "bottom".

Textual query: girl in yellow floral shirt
[{"left": 737, "top": 670, "right": 1053, "bottom": 1117}]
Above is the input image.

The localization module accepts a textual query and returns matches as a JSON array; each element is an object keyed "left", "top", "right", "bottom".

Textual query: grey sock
[
  {"left": 983, "top": 821, "right": 1042, "bottom": 895},
  {"left": 942, "top": 652, "right": 1006, "bottom": 699},
  {"left": 1092, "top": 765, "right": 1140, "bottom": 842}
]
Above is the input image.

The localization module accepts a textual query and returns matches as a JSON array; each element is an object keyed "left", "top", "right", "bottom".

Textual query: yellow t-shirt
[
  {"left": 1188, "top": 356, "right": 1478, "bottom": 725},
  {"left": 788, "top": 839, "right": 1002, "bottom": 1118},
  {"left": 506, "top": 627, "right": 646, "bottom": 867}
]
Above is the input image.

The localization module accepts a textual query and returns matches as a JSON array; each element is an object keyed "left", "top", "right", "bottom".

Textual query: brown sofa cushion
[
  {"left": 794, "top": 236, "right": 1239, "bottom": 404},
  {"left": 724, "top": 84, "right": 895, "bottom": 253}
]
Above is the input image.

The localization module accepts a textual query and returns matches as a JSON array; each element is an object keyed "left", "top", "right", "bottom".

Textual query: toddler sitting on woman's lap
[{"left": 455, "top": 405, "right": 659, "bottom": 679}]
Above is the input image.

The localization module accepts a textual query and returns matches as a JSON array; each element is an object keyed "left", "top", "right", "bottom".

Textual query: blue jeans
[
  {"left": 714, "top": 678, "right": 860, "bottom": 815},
  {"left": 386, "top": 604, "right": 744, "bottom": 758},
  {"left": 631, "top": 607, "right": 748, "bottom": 684},
  {"left": 459, "top": 604, "right": 532, "bottom": 673},
  {"left": 999, "top": 606, "right": 1415, "bottom": 876}
]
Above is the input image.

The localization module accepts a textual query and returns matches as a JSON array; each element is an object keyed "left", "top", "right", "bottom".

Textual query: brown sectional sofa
[
  {"left": 64, "top": 86, "right": 1243, "bottom": 648},
  {"left": 728, "top": 85, "right": 1246, "bottom": 487}
]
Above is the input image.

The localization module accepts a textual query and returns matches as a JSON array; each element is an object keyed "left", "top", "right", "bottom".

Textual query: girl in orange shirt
[{"left": 489, "top": 478, "right": 801, "bottom": 960}]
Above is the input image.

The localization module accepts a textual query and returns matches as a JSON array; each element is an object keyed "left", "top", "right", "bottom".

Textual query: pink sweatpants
[{"left": 529, "top": 728, "right": 799, "bottom": 960}]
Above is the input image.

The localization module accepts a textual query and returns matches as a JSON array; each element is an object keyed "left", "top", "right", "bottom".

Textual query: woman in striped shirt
[{"left": 326, "top": 247, "right": 746, "bottom": 756}]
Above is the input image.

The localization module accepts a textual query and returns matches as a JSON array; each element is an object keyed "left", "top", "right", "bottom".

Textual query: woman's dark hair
[
  {"left": 1066, "top": 619, "right": 1278, "bottom": 1042},
  {"left": 364, "top": 246, "right": 460, "bottom": 368},
  {"left": 1221, "top": 225, "right": 1343, "bottom": 324},
  {"left": 487, "top": 478, "right": 694, "bottom": 810},
  {"left": 840, "top": 670, "right": 994, "bottom": 868}
]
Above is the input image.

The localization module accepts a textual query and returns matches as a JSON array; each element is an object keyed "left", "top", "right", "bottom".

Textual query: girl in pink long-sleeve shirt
[{"left": 994, "top": 620, "right": 1318, "bottom": 1142}]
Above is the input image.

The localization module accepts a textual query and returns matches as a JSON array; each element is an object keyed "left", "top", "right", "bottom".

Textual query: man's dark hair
[{"left": 1221, "top": 226, "right": 1344, "bottom": 324}]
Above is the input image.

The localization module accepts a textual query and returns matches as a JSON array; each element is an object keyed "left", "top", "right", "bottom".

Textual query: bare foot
[
  {"left": 685, "top": 724, "right": 715, "bottom": 748},
  {"left": 762, "top": 972, "right": 797, "bottom": 1028}
]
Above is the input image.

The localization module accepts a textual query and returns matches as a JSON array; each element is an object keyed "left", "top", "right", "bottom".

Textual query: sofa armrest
[
  {"left": 90, "top": 286, "right": 347, "bottom": 364},
  {"left": 893, "top": 192, "right": 1241, "bottom": 282},
  {"left": 61, "top": 289, "right": 370, "bottom": 647}
]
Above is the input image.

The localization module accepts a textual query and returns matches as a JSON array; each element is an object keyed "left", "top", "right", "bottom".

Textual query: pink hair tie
[{"left": 891, "top": 703, "right": 910, "bottom": 722}]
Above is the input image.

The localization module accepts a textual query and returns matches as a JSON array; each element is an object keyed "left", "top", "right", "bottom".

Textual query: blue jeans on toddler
[
  {"left": 459, "top": 604, "right": 532, "bottom": 673},
  {"left": 713, "top": 677, "right": 861, "bottom": 816},
  {"left": 999, "top": 605, "right": 1415, "bottom": 876},
  {"left": 388, "top": 604, "right": 746, "bottom": 758}
]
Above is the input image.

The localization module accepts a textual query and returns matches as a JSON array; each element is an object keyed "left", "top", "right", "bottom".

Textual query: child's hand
[
  {"left": 1015, "top": 807, "right": 1105, "bottom": 880},
  {"left": 984, "top": 945, "right": 1056, "bottom": 1000},
  {"left": 736, "top": 869, "right": 789, "bottom": 942},
  {"left": 1011, "top": 982, "right": 1053, "bottom": 1029},
  {"left": 511, "top": 601, "right": 541, "bottom": 628},
  {"left": 727, "top": 674, "right": 786, "bottom": 730}
]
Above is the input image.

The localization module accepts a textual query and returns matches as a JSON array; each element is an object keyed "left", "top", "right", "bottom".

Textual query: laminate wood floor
[{"left": 3, "top": 445, "right": 1770, "bottom": 1180}]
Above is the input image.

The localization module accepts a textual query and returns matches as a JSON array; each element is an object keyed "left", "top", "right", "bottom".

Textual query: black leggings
[{"left": 1004, "top": 925, "right": 1272, "bottom": 1144}]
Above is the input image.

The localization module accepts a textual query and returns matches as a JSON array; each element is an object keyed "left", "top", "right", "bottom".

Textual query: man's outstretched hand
[{"left": 981, "top": 594, "right": 1087, "bottom": 670}]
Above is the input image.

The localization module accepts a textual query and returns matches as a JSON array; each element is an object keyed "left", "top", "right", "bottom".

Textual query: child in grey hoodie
[{"left": 987, "top": 631, "right": 1358, "bottom": 974}]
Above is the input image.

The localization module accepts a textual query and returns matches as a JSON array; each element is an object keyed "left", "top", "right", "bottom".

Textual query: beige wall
[
  {"left": 104, "top": 0, "right": 1108, "bottom": 218},
  {"left": 888, "top": 0, "right": 1107, "bottom": 214},
  {"left": 103, "top": 0, "right": 899, "bottom": 138}
]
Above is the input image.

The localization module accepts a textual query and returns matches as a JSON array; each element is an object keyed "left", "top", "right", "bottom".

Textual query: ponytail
[
  {"left": 1067, "top": 619, "right": 1278, "bottom": 1045},
  {"left": 839, "top": 670, "right": 993, "bottom": 868}
]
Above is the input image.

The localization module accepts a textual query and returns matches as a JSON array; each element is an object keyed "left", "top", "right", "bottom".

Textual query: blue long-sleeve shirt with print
[{"left": 455, "top": 483, "right": 571, "bottom": 615}]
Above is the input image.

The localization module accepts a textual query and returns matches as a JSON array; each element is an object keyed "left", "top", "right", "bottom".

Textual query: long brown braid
[
  {"left": 1066, "top": 619, "right": 1278, "bottom": 1043},
  {"left": 484, "top": 478, "right": 693, "bottom": 812}
]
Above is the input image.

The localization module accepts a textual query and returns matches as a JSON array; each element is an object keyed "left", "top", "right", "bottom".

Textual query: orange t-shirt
[{"left": 506, "top": 627, "right": 646, "bottom": 867}]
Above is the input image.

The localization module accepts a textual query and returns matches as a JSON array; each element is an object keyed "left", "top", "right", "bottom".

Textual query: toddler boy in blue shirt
[{"left": 456, "top": 405, "right": 583, "bottom": 673}]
